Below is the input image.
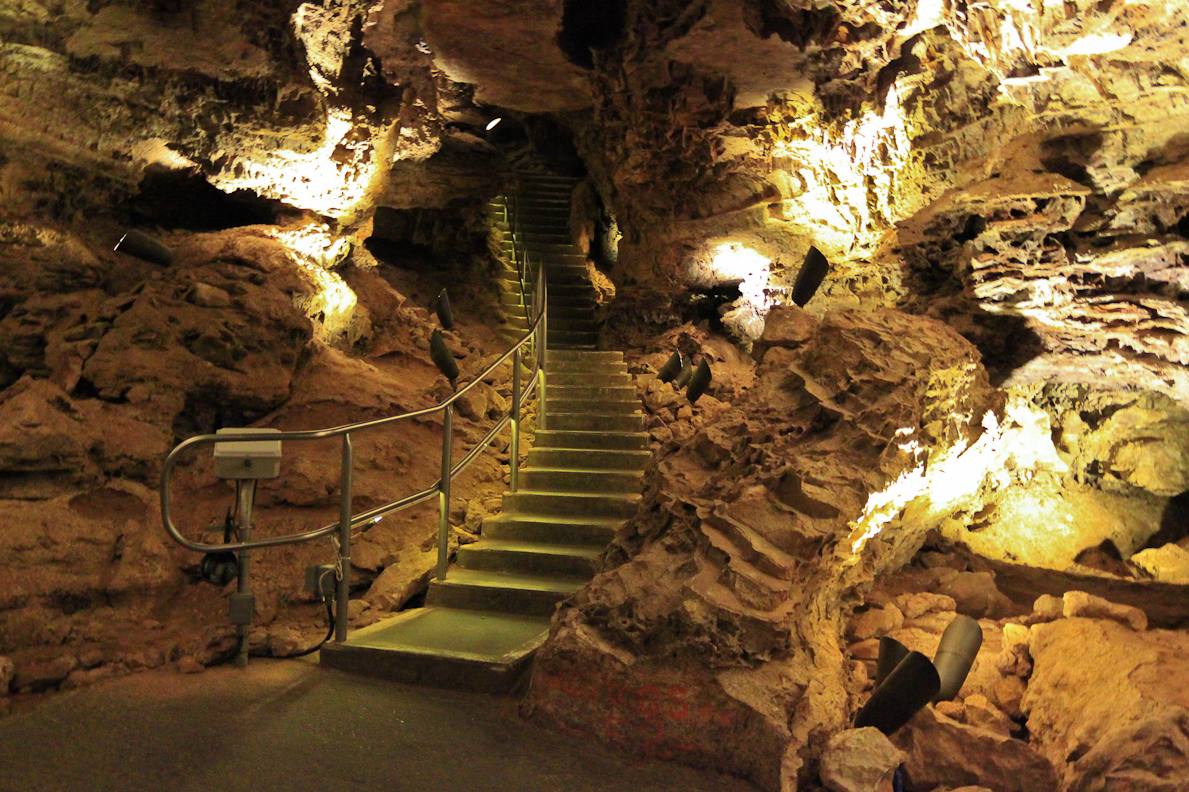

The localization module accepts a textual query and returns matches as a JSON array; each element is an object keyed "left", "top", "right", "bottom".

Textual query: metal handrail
[{"left": 160, "top": 198, "right": 546, "bottom": 643}]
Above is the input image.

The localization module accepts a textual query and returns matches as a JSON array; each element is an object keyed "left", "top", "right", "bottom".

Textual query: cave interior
[{"left": 4, "top": 0, "right": 1189, "bottom": 790}]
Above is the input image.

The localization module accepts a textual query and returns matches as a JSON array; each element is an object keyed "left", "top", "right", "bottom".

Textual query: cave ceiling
[{"left": 2, "top": 0, "right": 1189, "bottom": 396}]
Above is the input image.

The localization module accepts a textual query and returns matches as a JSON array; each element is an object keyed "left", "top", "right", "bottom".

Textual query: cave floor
[{"left": 0, "top": 658, "right": 757, "bottom": 792}]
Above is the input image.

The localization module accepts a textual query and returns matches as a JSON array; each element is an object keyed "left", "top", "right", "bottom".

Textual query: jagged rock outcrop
[
  {"left": 0, "top": 218, "right": 518, "bottom": 692},
  {"left": 1024, "top": 618, "right": 1189, "bottom": 792},
  {"left": 528, "top": 306, "right": 996, "bottom": 789}
]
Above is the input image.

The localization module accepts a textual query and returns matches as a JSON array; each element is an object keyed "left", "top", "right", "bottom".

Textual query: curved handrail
[
  {"left": 160, "top": 293, "right": 544, "bottom": 554},
  {"left": 159, "top": 183, "right": 548, "bottom": 647}
]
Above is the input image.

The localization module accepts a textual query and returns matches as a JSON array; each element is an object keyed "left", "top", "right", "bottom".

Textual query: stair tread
[
  {"left": 435, "top": 567, "right": 589, "bottom": 592},
  {"left": 511, "top": 488, "right": 640, "bottom": 498},
  {"left": 521, "top": 465, "right": 644, "bottom": 475},
  {"left": 337, "top": 607, "right": 549, "bottom": 661},
  {"left": 462, "top": 539, "right": 604, "bottom": 557},
  {"left": 485, "top": 512, "right": 629, "bottom": 527}
]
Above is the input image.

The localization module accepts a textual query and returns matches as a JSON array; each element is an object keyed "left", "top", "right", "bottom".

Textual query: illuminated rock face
[{"left": 3, "top": 0, "right": 1189, "bottom": 789}]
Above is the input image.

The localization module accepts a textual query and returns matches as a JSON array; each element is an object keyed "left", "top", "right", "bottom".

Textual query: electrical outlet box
[
  {"left": 214, "top": 428, "right": 282, "bottom": 480},
  {"left": 305, "top": 564, "right": 337, "bottom": 598},
  {"left": 229, "top": 593, "right": 256, "bottom": 625}
]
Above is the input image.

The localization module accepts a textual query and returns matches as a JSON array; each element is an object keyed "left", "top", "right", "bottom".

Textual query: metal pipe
[
  {"left": 235, "top": 479, "right": 256, "bottom": 668},
  {"left": 511, "top": 347, "right": 521, "bottom": 493},
  {"left": 160, "top": 307, "right": 543, "bottom": 555},
  {"left": 437, "top": 405, "right": 454, "bottom": 581},
  {"left": 539, "top": 264, "right": 548, "bottom": 431},
  {"left": 160, "top": 185, "right": 548, "bottom": 562},
  {"left": 335, "top": 434, "right": 353, "bottom": 643}
]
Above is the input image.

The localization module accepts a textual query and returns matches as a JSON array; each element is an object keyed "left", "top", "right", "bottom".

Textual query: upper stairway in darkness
[
  {"left": 320, "top": 173, "right": 649, "bottom": 693},
  {"left": 491, "top": 174, "right": 601, "bottom": 350}
]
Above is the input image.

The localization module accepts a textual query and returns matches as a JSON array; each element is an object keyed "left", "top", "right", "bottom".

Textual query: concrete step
[
  {"left": 549, "top": 320, "right": 598, "bottom": 333},
  {"left": 547, "top": 412, "right": 645, "bottom": 432},
  {"left": 507, "top": 194, "right": 571, "bottom": 205},
  {"left": 502, "top": 242, "right": 583, "bottom": 256},
  {"left": 503, "top": 490, "right": 640, "bottom": 519},
  {"left": 510, "top": 210, "right": 570, "bottom": 223},
  {"left": 548, "top": 294, "right": 597, "bottom": 308},
  {"left": 526, "top": 447, "right": 650, "bottom": 471},
  {"left": 549, "top": 282, "right": 597, "bottom": 294},
  {"left": 535, "top": 429, "right": 649, "bottom": 451},
  {"left": 548, "top": 359, "right": 627, "bottom": 374},
  {"left": 457, "top": 539, "right": 602, "bottom": 577},
  {"left": 549, "top": 370, "right": 632, "bottom": 385},
  {"left": 545, "top": 383, "right": 638, "bottom": 400},
  {"left": 483, "top": 512, "right": 624, "bottom": 546},
  {"left": 518, "top": 467, "right": 644, "bottom": 494},
  {"left": 549, "top": 332, "right": 600, "bottom": 346},
  {"left": 551, "top": 343, "right": 598, "bottom": 351},
  {"left": 319, "top": 607, "right": 549, "bottom": 693},
  {"left": 549, "top": 349, "right": 623, "bottom": 363},
  {"left": 547, "top": 397, "right": 640, "bottom": 414},
  {"left": 426, "top": 568, "right": 585, "bottom": 617}
]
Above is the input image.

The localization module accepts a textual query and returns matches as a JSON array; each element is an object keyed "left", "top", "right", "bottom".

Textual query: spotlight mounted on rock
[
  {"left": 932, "top": 614, "right": 983, "bottom": 702},
  {"left": 686, "top": 358, "right": 712, "bottom": 404},
  {"left": 791, "top": 246, "right": 829, "bottom": 307},
  {"left": 874, "top": 636, "right": 910, "bottom": 688},
  {"left": 485, "top": 117, "right": 502, "bottom": 132},
  {"left": 199, "top": 510, "right": 238, "bottom": 586},
  {"left": 673, "top": 356, "right": 694, "bottom": 389},
  {"left": 855, "top": 650, "right": 940, "bottom": 736},
  {"left": 435, "top": 288, "right": 454, "bottom": 331},
  {"left": 200, "top": 550, "right": 239, "bottom": 586},
  {"left": 430, "top": 329, "right": 459, "bottom": 390},
  {"left": 657, "top": 350, "right": 682, "bottom": 384},
  {"left": 114, "top": 230, "right": 174, "bottom": 267}
]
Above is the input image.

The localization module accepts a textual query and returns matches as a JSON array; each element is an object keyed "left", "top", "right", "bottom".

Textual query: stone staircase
[
  {"left": 493, "top": 174, "right": 601, "bottom": 349},
  {"left": 321, "top": 175, "right": 648, "bottom": 693}
]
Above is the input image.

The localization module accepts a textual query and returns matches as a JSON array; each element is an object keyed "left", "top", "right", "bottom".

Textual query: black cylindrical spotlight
[
  {"left": 657, "top": 350, "right": 682, "bottom": 383},
  {"left": 854, "top": 650, "right": 940, "bottom": 735},
  {"left": 673, "top": 357, "right": 694, "bottom": 388},
  {"left": 791, "top": 246, "right": 829, "bottom": 307},
  {"left": 932, "top": 615, "right": 983, "bottom": 702},
  {"left": 435, "top": 289, "right": 454, "bottom": 331},
  {"left": 114, "top": 230, "right": 174, "bottom": 266},
  {"left": 874, "top": 636, "right": 910, "bottom": 688},
  {"left": 430, "top": 329, "right": 460, "bottom": 389},
  {"left": 200, "top": 551, "right": 239, "bottom": 586},
  {"left": 686, "top": 359, "right": 712, "bottom": 403}
]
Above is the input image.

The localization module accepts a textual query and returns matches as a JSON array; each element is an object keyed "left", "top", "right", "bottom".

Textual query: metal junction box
[{"left": 214, "top": 428, "right": 282, "bottom": 480}]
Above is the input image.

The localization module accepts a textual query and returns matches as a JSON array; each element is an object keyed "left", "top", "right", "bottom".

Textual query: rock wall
[
  {"left": 0, "top": 214, "right": 524, "bottom": 700},
  {"left": 527, "top": 305, "right": 1189, "bottom": 790}
]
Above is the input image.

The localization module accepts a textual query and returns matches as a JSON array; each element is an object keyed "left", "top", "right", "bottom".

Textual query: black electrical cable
[{"left": 249, "top": 568, "right": 337, "bottom": 660}]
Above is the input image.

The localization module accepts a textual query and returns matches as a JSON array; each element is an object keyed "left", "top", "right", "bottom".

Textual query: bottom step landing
[{"left": 320, "top": 606, "right": 552, "bottom": 694}]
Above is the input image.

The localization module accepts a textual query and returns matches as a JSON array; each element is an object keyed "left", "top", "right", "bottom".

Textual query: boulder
[
  {"left": 1062, "top": 591, "right": 1147, "bottom": 631},
  {"left": 12, "top": 654, "right": 79, "bottom": 692},
  {"left": 849, "top": 605, "right": 905, "bottom": 641},
  {"left": 819, "top": 727, "right": 903, "bottom": 792},
  {"left": 1023, "top": 618, "right": 1189, "bottom": 791},
  {"left": 362, "top": 548, "right": 437, "bottom": 612},
  {"left": 892, "top": 706, "right": 1058, "bottom": 792},
  {"left": 0, "top": 656, "right": 13, "bottom": 693},
  {"left": 895, "top": 593, "right": 957, "bottom": 620},
  {"left": 938, "top": 572, "right": 1014, "bottom": 619}
]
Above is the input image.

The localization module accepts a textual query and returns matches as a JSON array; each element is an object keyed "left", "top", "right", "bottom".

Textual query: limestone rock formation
[
  {"left": 1024, "top": 618, "right": 1189, "bottom": 792},
  {"left": 819, "top": 727, "right": 904, "bottom": 792}
]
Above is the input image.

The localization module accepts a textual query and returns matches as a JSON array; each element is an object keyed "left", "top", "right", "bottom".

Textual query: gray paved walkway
[{"left": 0, "top": 659, "right": 758, "bottom": 792}]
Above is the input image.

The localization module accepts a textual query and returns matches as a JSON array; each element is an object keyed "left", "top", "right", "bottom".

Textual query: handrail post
[
  {"left": 510, "top": 347, "right": 521, "bottom": 493},
  {"left": 235, "top": 479, "right": 256, "bottom": 668},
  {"left": 538, "top": 264, "right": 548, "bottom": 431},
  {"left": 336, "top": 434, "right": 353, "bottom": 643},
  {"left": 437, "top": 404, "right": 454, "bottom": 581}
]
